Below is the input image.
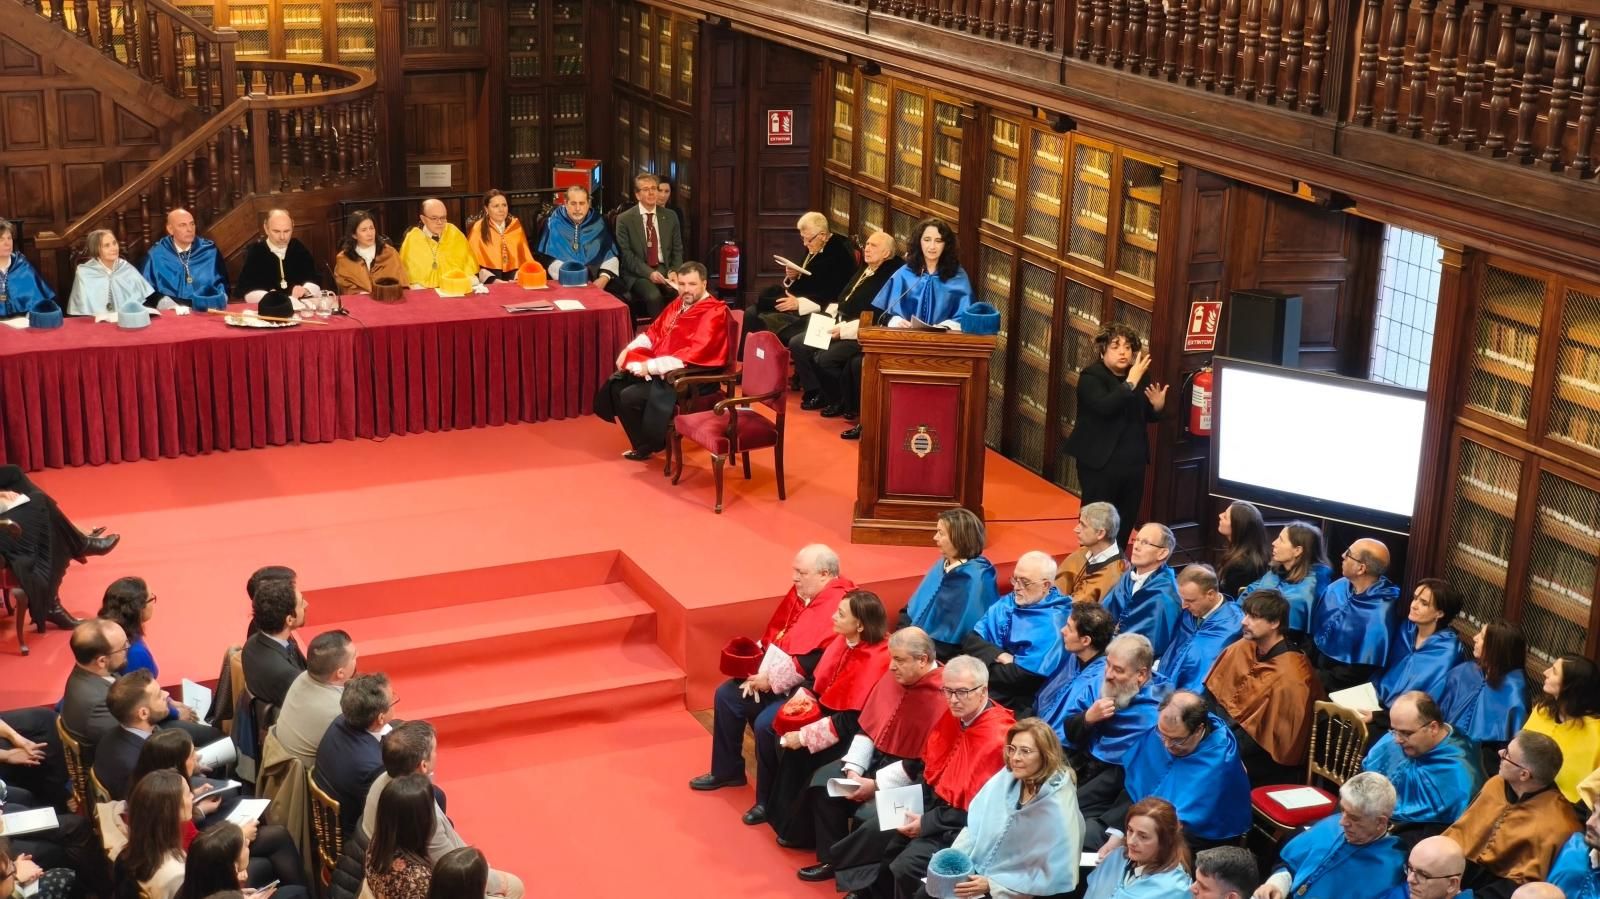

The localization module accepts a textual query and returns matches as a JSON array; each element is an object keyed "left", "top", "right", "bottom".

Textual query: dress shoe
[
  {"left": 741, "top": 804, "right": 767, "bottom": 825},
  {"left": 621, "top": 449, "right": 655, "bottom": 462},
  {"left": 44, "top": 605, "right": 81, "bottom": 631},
  {"left": 82, "top": 534, "right": 119, "bottom": 557},
  {"left": 797, "top": 863, "right": 834, "bottom": 883},
  {"left": 800, "top": 392, "right": 826, "bottom": 411},
  {"left": 840, "top": 425, "right": 862, "bottom": 440},
  {"left": 775, "top": 835, "right": 805, "bottom": 849},
  {"left": 687, "top": 772, "right": 747, "bottom": 791},
  {"left": 843, "top": 410, "right": 859, "bottom": 422},
  {"left": 820, "top": 405, "right": 845, "bottom": 418}
]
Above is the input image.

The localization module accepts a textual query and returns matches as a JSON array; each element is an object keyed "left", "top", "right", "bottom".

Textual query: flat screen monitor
[{"left": 1209, "top": 356, "right": 1428, "bottom": 534}]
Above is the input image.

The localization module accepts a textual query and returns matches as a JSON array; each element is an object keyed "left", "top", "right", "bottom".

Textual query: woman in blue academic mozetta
[
  {"left": 871, "top": 216, "right": 972, "bottom": 329},
  {"left": 897, "top": 507, "right": 998, "bottom": 661}
]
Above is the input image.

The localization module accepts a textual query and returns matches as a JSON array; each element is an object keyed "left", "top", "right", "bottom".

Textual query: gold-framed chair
[
  {"left": 56, "top": 717, "right": 90, "bottom": 815},
  {"left": 1249, "top": 700, "right": 1369, "bottom": 844},
  {"left": 306, "top": 766, "right": 343, "bottom": 887}
]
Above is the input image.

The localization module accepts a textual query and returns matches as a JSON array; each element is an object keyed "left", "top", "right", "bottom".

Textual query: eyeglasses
[
  {"left": 1011, "top": 577, "right": 1040, "bottom": 591},
  {"left": 423, "top": 214, "right": 449, "bottom": 223},
  {"left": 1159, "top": 725, "right": 1205, "bottom": 752},
  {"left": 1405, "top": 864, "right": 1459, "bottom": 883},
  {"left": 146, "top": 594, "right": 159, "bottom": 604},
  {"left": 1134, "top": 538, "right": 1165, "bottom": 549},
  {"left": 1004, "top": 745, "right": 1038, "bottom": 757},
  {"left": 942, "top": 686, "right": 985, "bottom": 700},
  {"left": 1498, "top": 747, "right": 1528, "bottom": 771}
]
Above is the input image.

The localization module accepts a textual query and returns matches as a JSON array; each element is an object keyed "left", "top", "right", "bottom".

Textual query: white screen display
[{"left": 1215, "top": 365, "right": 1427, "bottom": 518}]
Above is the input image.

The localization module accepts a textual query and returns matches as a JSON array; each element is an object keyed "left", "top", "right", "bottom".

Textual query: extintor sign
[
  {"left": 767, "top": 110, "right": 794, "bottom": 146},
  {"left": 1183, "top": 300, "right": 1223, "bottom": 353}
]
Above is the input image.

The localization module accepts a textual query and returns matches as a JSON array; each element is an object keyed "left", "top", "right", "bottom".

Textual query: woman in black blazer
[{"left": 1060, "top": 323, "right": 1168, "bottom": 547}]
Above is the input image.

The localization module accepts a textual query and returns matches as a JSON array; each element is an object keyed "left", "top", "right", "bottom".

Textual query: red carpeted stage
[{"left": 0, "top": 404, "right": 1076, "bottom": 896}]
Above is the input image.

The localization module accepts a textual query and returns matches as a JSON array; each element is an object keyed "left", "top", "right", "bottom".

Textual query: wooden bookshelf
[{"left": 892, "top": 88, "right": 926, "bottom": 196}]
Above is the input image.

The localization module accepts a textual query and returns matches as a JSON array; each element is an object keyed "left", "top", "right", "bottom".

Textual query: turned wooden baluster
[
  {"left": 1452, "top": 4, "right": 1485, "bottom": 145},
  {"left": 97, "top": 0, "right": 113, "bottom": 55},
  {"left": 322, "top": 106, "right": 336, "bottom": 186},
  {"left": 1218, "top": 0, "right": 1240, "bottom": 92},
  {"left": 1240, "top": 0, "right": 1261, "bottom": 98},
  {"left": 1181, "top": 0, "right": 1200, "bottom": 81},
  {"left": 957, "top": 0, "right": 973, "bottom": 30},
  {"left": 979, "top": 0, "right": 996, "bottom": 34},
  {"left": 277, "top": 110, "right": 291, "bottom": 191},
  {"left": 300, "top": 110, "right": 314, "bottom": 190},
  {"left": 1076, "top": 0, "right": 1094, "bottom": 55},
  {"left": 1201, "top": 0, "right": 1221, "bottom": 87},
  {"left": 1108, "top": 0, "right": 1127, "bottom": 65},
  {"left": 1305, "top": 0, "right": 1328, "bottom": 110},
  {"left": 1041, "top": 0, "right": 1056, "bottom": 48},
  {"left": 182, "top": 158, "right": 198, "bottom": 213},
  {"left": 1402, "top": 0, "right": 1436, "bottom": 134},
  {"left": 1161, "top": 0, "right": 1181, "bottom": 77},
  {"left": 196, "top": 41, "right": 213, "bottom": 114},
  {"left": 1021, "top": 0, "right": 1038, "bottom": 43},
  {"left": 135, "top": 197, "right": 149, "bottom": 250},
  {"left": 121, "top": 0, "right": 138, "bottom": 68},
  {"left": 1539, "top": 18, "right": 1576, "bottom": 169},
  {"left": 1281, "top": 0, "right": 1303, "bottom": 104},
  {"left": 1572, "top": 27, "right": 1600, "bottom": 177},
  {"left": 1509, "top": 10, "right": 1546, "bottom": 161},
  {"left": 207, "top": 137, "right": 220, "bottom": 214},
  {"left": 229, "top": 124, "right": 244, "bottom": 200},
  {"left": 992, "top": 0, "right": 1009, "bottom": 37},
  {"left": 50, "top": 0, "right": 64, "bottom": 27},
  {"left": 1260, "top": 0, "right": 1282, "bottom": 100},
  {"left": 1433, "top": 0, "right": 1459, "bottom": 139},
  {"left": 1353, "top": 0, "right": 1384, "bottom": 124},
  {"left": 1378, "top": 0, "right": 1410, "bottom": 128},
  {"left": 940, "top": 0, "right": 955, "bottom": 27},
  {"left": 1482, "top": 6, "right": 1517, "bottom": 154},
  {"left": 156, "top": 173, "right": 171, "bottom": 217},
  {"left": 74, "top": 0, "right": 90, "bottom": 39},
  {"left": 1127, "top": 0, "right": 1146, "bottom": 69},
  {"left": 1093, "top": 0, "right": 1111, "bottom": 61},
  {"left": 1149, "top": 0, "right": 1168, "bottom": 75}
]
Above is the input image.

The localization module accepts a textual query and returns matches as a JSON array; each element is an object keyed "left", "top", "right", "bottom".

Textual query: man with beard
[
  {"left": 1061, "top": 633, "right": 1162, "bottom": 825},
  {"left": 961, "top": 551, "right": 1071, "bottom": 711},
  {"left": 1031, "top": 601, "right": 1116, "bottom": 738},
  {"left": 1205, "top": 588, "right": 1324, "bottom": 786},
  {"left": 1548, "top": 804, "right": 1600, "bottom": 898},
  {"left": 60, "top": 619, "right": 129, "bottom": 750}
]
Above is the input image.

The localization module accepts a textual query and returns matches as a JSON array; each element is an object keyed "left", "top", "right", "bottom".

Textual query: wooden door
[{"left": 402, "top": 71, "right": 477, "bottom": 193}]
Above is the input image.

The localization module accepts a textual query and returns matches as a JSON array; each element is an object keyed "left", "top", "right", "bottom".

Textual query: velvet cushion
[
  {"left": 676, "top": 408, "right": 778, "bottom": 455},
  {"left": 1250, "top": 784, "right": 1338, "bottom": 828}
]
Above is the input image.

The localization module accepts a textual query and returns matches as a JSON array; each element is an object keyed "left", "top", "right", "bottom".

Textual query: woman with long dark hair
[
  {"left": 1374, "top": 578, "right": 1466, "bottom": 705},
  {"left": 1525, "top": 653, "right": 1600, "bottom": 802},
  {"left": 1439, "top": 620, "right": 1529, "bottom": 750},
  {"left": 427, "top": 847, "right": 489, "bottom": 899},
  {"left": 467, "top": 189, "right": 534, "bottom": 282},
  {"left": 1239, "top": 521, "right": 1332, "bottom": 636},
  {"left": 1081, "top": 797, "right": 1193, "bottom": 898},
  {"left": 1215, "top": 501, "right": 1270, "bottom": 596},
  {"left": 172, "top": 823, "right": 307, "bottom": 899},
  {"left": 113, "top": 769, "right": 191, "bottom": 899},
  {"left": 365, "top": 773, "right": 438, "bottom": 899},
  {"left": 99, "top": 578, "right": 216, "bottom": 738},
  {"left": 333, "top": 209, "right": 404, "bottom": 295},
  {"left": 870, "top": 217, "right": 972, "bottom": 329}
]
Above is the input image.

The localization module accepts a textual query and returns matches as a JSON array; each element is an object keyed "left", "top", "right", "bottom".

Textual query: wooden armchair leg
[
  {"left": 775, "top": 442, "right": 787, "bottom": 501},
  {"left": 712, "top": 455, "right": 725, "bottom": 514},
  {"left": 663, "top": 426, "right": 677, "bottom": 478},
  {"left": 741, "top": 452, "right": 751, "bottom": 479},
  {"left": 12, "top": 589, "right": 27, "bottom": 657}
]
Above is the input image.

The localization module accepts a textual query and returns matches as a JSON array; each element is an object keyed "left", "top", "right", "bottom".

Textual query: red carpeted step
[{"left": 301, "top": 551, "right": 628, "bottom": 622}]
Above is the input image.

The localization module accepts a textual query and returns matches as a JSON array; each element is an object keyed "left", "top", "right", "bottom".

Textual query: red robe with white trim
[{"left": 619, "top": 292, "right": 730, "bottom": 375}]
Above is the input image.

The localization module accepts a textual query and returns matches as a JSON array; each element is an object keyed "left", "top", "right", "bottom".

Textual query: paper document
[
  {"left": 0, "top": 493, "right": 29, "bottom": 515},
  {"left": 804, "top": 313, "right": 836, "bottom": 351},
  {"left": 774, "top": 255, "right": 813, "bottom": 277},
  {"left": 182, "top": 679, "right": 213, "bottom": 720},
  {"left": 908, "top": 316, "right": 952, "bottom": 331},
  {"left": 0, "top": 317, "right": 28, "bottom": 330},
  {"left": 193, "top": 780, "right": 244, "bottom": 806},
  {"left": 1080, "top": 852, "right": 1101, "bottom": 868},
  {"left": 196, "top": 737, "right": 238, "bottom": 771},
  {"left": 502, "top": 301, "right": 555, "bottom": 313},
  {"left": 826, "top": 777, "right": 862, "bottom": 798},
  {"left": 226, "top": 798, "right": 271, "bottom": 826},
  {"left": 876, "top": 784, "right": 924, "bottom": 830},
  {"left": 553, "top": 299, "right": 585, "bottom": 311},
  {"left": 1328, "top": 682, "right": 1382, "bottom": 714},
  {"left": 1266, "top": 786, "right": 1334, "bottom": 810},
  {"left": 0, "top": 807, "right": 59, "bottom": 836}
]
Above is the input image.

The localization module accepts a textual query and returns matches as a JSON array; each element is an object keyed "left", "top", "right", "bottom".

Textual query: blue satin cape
[
  {"left": 1037, "top": 654, "right": 1107, "bottom": 746},
  {"left": 1277, "top": 814, "right": 1405, "bottom": 899},
  {"left": 537, "top": 206, "right": 619, "bottom": 268},
  {"left": 1239, "top": 567, "right": 1326, "bottom": 632},
  {"left": 1156, "top": 600, "right": 1244, "bottom": 693},
  {"left": 1377, "top": 887, "right": 1473, "bottom": 899},
  {"left": 1376, "top": 622, "right": 1466, "bottom": 706},
  {"left": 1439, "top": 662, "right": 1528, "bottom": 744},
  {"left": 1361, "top": 729, "right": 1483, "bottom": 824},
  {"left": 871, "top": 265, "right": 973, "bottom": 326},
  {"left": 140, "top": 236, "right": 229, "bottom": 308},
  {"left": 66, "top": 258, "right": 155, "bottom": 316},
  {"left": 1087, "top": 681, "right": 1163, "bottom": 765},
  {"left": 904, "top": 556, "right": 999, "bottom": 644},
  {"left": 1103, "top": 567, "right": 1183, "bottom": 658},
  {"left": 1122, "top": 711, "right": 1252, "bottom": 840},
  {"left": 1549, "top": 832, "right": 1600, "bottom": 899},
  {"left": 974, "top": 585, "right": 1070, "bottom": 675},
  {"left": 1082, "top": 847, "right": 1193, "bottom": 899},
  {"left": 1311, "top": 576, "right": 1402, "bottom": 666},
  {"left": 0, "top": 253, "right": 55, "bottom": 318}
]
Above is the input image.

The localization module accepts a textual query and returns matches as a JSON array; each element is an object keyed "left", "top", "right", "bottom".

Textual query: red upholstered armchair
[{"left": 667, "top": 331, "right": 789, "bottom": 513}]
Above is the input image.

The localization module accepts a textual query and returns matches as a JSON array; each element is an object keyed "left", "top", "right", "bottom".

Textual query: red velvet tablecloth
[{"left": 0, "top": 284, "right": 631, "bottom": 470}]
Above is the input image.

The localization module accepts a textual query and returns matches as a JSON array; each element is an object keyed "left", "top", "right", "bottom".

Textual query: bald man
[
  {"left": 961, "top": 550, "right": 1070, "bottom": 710},
  {"left": 140, "top": 208, "right": 229, "bottom": 309},
  {"left": 399, "top": 198, "right": 477, "bottom": 290},
  {"left": 1508, "top": 886, "right": 1565, "bottom": 899},
  {"left": 236, "top": 209, "right": 321, "bottom": 301},
  {"left": 746, "top": 211, "right": 859, "bottom": 351},
  {"left": 1311, "top": 537, "right": 1403, "bottom": 692},
  {"left": 1376, "top": 836, "right": 1470, "bottom": 899}
]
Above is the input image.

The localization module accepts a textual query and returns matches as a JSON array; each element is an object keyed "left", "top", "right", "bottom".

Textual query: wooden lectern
[{"left": 852, "top": 323, "right": 996, "bottom": 545}]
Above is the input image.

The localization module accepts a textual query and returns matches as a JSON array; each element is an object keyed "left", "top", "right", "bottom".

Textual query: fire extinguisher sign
[
  {"left": 767, "top": 110, "right": 794, "bottom": 146},
  {"left": 1183, "top": 300, "right": 1223, "bottom": 353}
]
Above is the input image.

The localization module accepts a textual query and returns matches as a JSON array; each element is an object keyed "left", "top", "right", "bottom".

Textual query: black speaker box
[{"left": 1223, "top": 289, "right": 1302, "bottom": 366}]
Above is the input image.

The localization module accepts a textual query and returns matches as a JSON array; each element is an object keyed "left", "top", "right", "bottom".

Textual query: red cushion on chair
[
  {"left": 1250, "top": 784, "right": 1338, "bottom": 827},
  {"left": 676, "top": 408, "right": 779, "bottom": 456}
]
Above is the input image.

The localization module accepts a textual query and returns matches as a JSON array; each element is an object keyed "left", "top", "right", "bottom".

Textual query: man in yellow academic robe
[{"left": 399, "top": 198, "right": 475, "bottom": 289}]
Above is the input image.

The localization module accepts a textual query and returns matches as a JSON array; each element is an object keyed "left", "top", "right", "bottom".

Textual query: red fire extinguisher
[
  {"left": 717, "top": 240, "right": 741, "bottom": 300},
  {"left": 1189, "top": 366, "right": 1214, "bottom": 436}
]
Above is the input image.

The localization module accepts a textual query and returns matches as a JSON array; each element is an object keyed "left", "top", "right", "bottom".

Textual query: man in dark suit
[
  {"left": 60, "top": 619, "right": 129, "bottom": 753},
  {"left": 241, "top": 577, "right": 308, "bottom": 709},
  {"left": 746, "top": 211, "right": 859, "bottom": 355},
  {"left": 314, "top": 672, "right": 396, "bottom": 837},
  {"left": 0, "top": 464, "right": 117, "bottom": 632},
  {"left": 93, "top": 669, "right": 171, "bottom": 799},
  {"left": 613, "top": 171, "right": 684, "bottom": 319},
  {"left": 1060, "top": 323, "right": 1169, "bottom": 547}
]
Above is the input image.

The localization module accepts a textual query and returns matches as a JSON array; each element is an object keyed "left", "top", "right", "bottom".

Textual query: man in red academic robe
[
  {"left": 594, "top": 262, "right": 730, "bottom": 460},
  {"left": 691, "top": 544, "right": 857, "bottom": 823},
  {"left": 827, "top": 654, "right": 1015, "bottom": 898},
  {"left": 790, "top": 628, "right": 949, "bottom": 882}
]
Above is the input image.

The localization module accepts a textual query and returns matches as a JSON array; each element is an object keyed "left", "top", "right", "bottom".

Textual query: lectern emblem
[{"left": 904, "top": 425, "right": 940, "bottom": 459}]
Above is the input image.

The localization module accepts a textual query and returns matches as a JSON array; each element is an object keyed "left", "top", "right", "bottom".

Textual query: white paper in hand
[
  {"left": 226, "top": 798, "right": 271, "bottom": 826},
  {"left": 196, "top": 737, "right": 238, "bottom": 771},
  {"left": 1266, "top": 786, "right": 1334, "bottom": 810},
  {"left": 804, "top": 313, "right": 836, "bottom": 351},
  {"left": 1328, "top": 682, "right": 1382, "bottom": 714},
  {"left": 1080, "top": 852, "right": 1101, "bottom": 868},
  {"left": 0, "top": 807, "right": 59, "bottom": 836},
  {"left": 876, "top": 784, "right": 924, "bottom": 831},
  {"left": 0, "top": 493, "right": 29, "bottom": 515},
  {"left": 182, "top": 679, "right": 213, "bottom": 721},
  {"left": 773, "top": 255, "right": 813, "bottom": 277},
  {"left": 826, "top": 777, "right": 862, "bottom": 798}
]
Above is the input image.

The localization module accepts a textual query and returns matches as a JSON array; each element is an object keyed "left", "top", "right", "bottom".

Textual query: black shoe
[
  {"left": 742, "top": 804, "right": 767, "bottom": 825},
  {"left": 843, "top": 410, "right": 859, "bottom": 422},
  {"left": 797, "top": 863, "right": 834, "bottom": 883},
  {"left": 840, "top": 425, "right": 862, "bottom": 440},
  {"left": 688, "top": 772, "right": 747, "bottom": 791},
  {"left": 622, "top": 449, "right": 655, "bottom": 462},
  {"left": 775, "top": 836, "right": 806, "bottom": 849},
  {"left": 82, "top": 534, "right": 119, "bottom": 557},
  {"left": 820, "top": 405, "right": 845, "bottom": 418},
  {"left": 800, "top": 392, "right": 825, "bottom": 411},
  {"left": 45, "top": 605, "right": 81, "bottom": 631}
]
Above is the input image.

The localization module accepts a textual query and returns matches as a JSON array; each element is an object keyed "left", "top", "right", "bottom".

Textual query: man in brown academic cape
[
  {"left": 1204, "top": 587, "right": 1324, "bottom": 786},
  {"left": 1444, "top": 729, "right": 1581, "bottom": 899},
  {"left": 791, "top": 627, "right": 947, "bottom": 882},
  {"left": 1055, "top": 502, "right": 1126, "bottom": 604}
]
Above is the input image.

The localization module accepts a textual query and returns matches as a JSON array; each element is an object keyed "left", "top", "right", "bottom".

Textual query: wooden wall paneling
[
  {"left": 738, "top": 38, "right": 818, "bottom": 298},
  {"left": 401, "top": 71, "right": 476, "bottom": 192},
  {"left": 3, "top": 166, "right": 51, "bottom": 223},
  {"left": 480, "top": 0, "right": 505, "bottom": 190},
  {"left": 700, "top": 23, "right": 740, "bottom": 288},
  {"left": 2, "top": 92, "right": 46, "bottom": 151},
  {"left": 57, "top": 90, "right": 102, "bottom": 148},
  {"left": 378, "top": 0, "right": 407, "bottom": 192},
  {"left": 0, "top": 37, "right": 40, "bottom": 75}
]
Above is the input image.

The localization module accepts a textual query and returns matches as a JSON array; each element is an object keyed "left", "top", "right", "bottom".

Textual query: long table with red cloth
[{"left": 0, "top": 284, "right": 631, "bottom": 470}]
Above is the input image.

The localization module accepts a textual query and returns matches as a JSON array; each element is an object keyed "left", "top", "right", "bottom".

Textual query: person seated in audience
[
  {"left": 1238, "top": 520, "right": 1331, "bottom": 638},
  {"left": 924, "top": 717, "right": 1084, "bottom": 899},
  {"left": 1509, "top": 886, "right": 1567, "bottom": 899},
  {"left": 1062, "top": 634, "right": 1162, "bottom": 828},
  {"left": 533, "top": 185, "right": 620, "bottom": 291},
  {"left": 95, "top": 670, "right": 174, "bottom": 799},
  {"left": 1547, "top": 805, "right": 1600, "bottom": 898},
  {"left": 0, "top": 765, "right": 100, "bottom": 888},
  {"left": 173, "top": 822, "right": 308, "bottom": 899},
  {"left": 783, "top": 628, "right": 945, "bottom": 875},
  {"left": 789, "top": 229, "right": 902, "bottom": 429},
  {"left": 1055, "top": 502, "right": 1126, "bottom": 604},
  {"left": 1376, "top": 579, "right": 1466, "bottom": 707},
  {"left": 825, "top": 655, "right": 1013, "bottom": 896},
  {"left": 692, "top": 545, "right": 856, "bottom": 821},
  {"left": 315, "top": 672, "right": 398, "bottom": 838},
  {"left": 0, "top": 834, "right": 77, "bottom": 899},
  {"left": 113, "top": 769, "right": 200, "bottom": 899},
  {"left": 1376, "top": 835, "right": 1470, "bottom": 899},
  {"left": 1032, "top": 600, "right": 1117, "bottom": 740},
  {"left": 0, "top": 463, "right": 112, "bottom": 634},
  {"left": 1192, "top": 846, "right": 1260, "bottom": 899},
  {"left": 0, "top": 706, "right": 69, "bottom": 810},
  {"left": 1091, "top": 690, "right": 1250, "bottom": 854},
  {"left": 427, "top": 846, "right": 489, "bottom": 899},
  {"left": 273, "top": 629, "right": 357, "bottom": 766},
  {"left": 594, "top": 262, "right": 729, "bottom": 461},
  {"left": 1214, "top": 501, "right": 1270, "bottom": 598},
  {"left": 241, "top": 577, "right": 309, "bottom": 709},
  {"left": 66, "top": 228, "right": 155, "bottom": 316},
  {"left": 1310, "top": 537, "right": 1402, "bottom": 692},
  {"left": 1439, "top": 620, "right": 1528, "bottom": 757},
  {"left": 365, "top": 773, "right": 437, "bottom": 899},
  {"left": 236, "top": 209, "right": 320, "bottom": 302},
  {"left": 140, "top": 208, "right": 229, "bottom": 309},
  {"left": 1523, "top": 654, "right": 1600, "bottom": 805},
  {"left": 614, "top": 172, "right": 683, "bottom": 318},
  {"left": 766, "top": 591, "right": 892, "bottom": 843},
  {"left": 872, "top": 217, "right": 972, "bottom": 330},
  {"left": 361, "top": 722, "right": 523, "bottom": 898},
  {"left": 1444, "top": 730, "right": 1580, "bottom": 899},
  {"left": 1156, "top": 564, "right": 1243, "bottom": 694},
  {"left": 400, "top": 198, "right": 476, "bottom": 290},
  {"left": 61, "top": 618, "right": 128, "bottom": 749},
  {"left": 897, "top": 508, "right": 999, "bottom": 661},
  {"left": 332, "top": 209, "right": 404, "bottom": 295},
  {"left": 99, "top": 576, "right": 221, "bottom": 742},
  {"left": 745, "top": 211, "right": 857, "bottom": 350},
  {"left": 1254, "top": 771, "right": 1404, "bottom": 899},
  {"left": 1361, "top": 691, "right": 1483, "bottom": 847},
  {"left": 1204, "top": 588, "right": 1324, "bottom": 787},
  {"left": 466, "top": 189, "right": 534, "bottom": 282},
  {"left": 1082, "top": 796, "right": 1194, "bottom": 899},
  {"left": 1103, "top": 522, "right": 1182, "bottom": 658},
  {"left": 656, "top": 176, "right": 692, "bottom": 258},
  {"left": 0, "top": 219, "right": 55, "bottom": 319},
  {"left": 961, "top": 550, "right": 1070, "bottom": 710}
]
